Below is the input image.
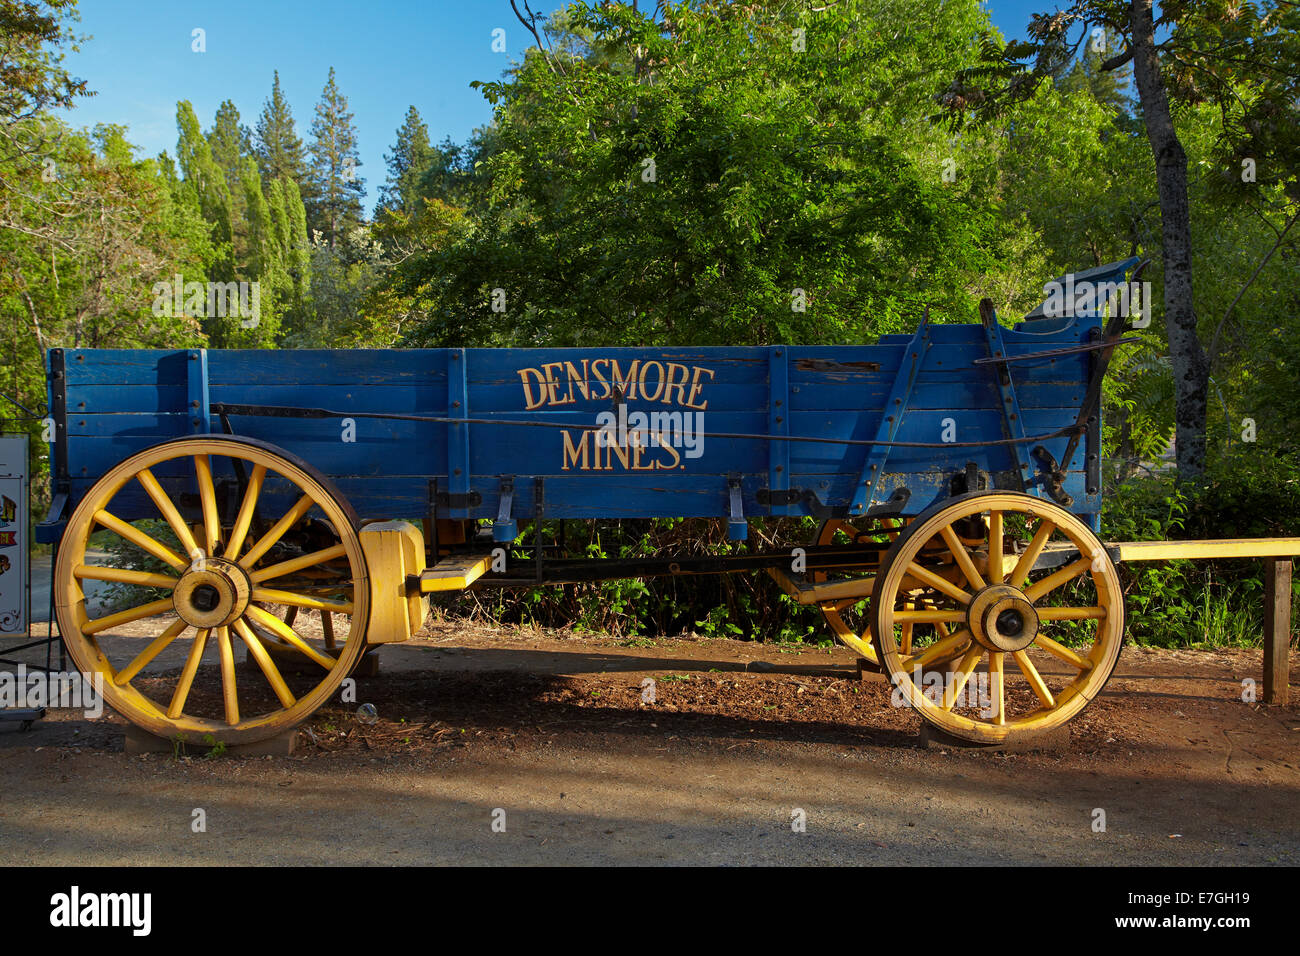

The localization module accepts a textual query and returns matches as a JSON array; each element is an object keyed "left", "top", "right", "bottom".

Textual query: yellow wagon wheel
[
  {"left": 54, "top": 435, "right": 370, "bottom": 745},
  {"left": 810, "top": 517, "right": 906, "bottom": 663},
  {"left": 870, "top": 491, "right": 1123, "bottom": 744}
]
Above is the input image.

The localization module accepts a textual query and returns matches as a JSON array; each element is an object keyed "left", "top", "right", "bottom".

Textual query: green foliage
[
  {"left": 307, "top": 66, "right": 365, "bottom": 246},
  {"left": 1102, "top": 455, "right": 1300, "bottom": 647}
]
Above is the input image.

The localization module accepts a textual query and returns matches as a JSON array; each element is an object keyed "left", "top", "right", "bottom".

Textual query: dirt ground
[{"left": 1, "top": 619, "right": 1297, "bottom": 866}]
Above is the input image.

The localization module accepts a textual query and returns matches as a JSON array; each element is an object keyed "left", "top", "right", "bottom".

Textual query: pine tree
[
  {"left": 378, "top": 105, "right": 433, "bottom": 214},
  {"left": 1056, "top": 29, "right": 1134, "bottom": 126},
  {"left": 255, "top": 71, "right": 313, "bottom": 199},
  {"left": 307, "top": 66, "right": 366, "bottom": 245}
]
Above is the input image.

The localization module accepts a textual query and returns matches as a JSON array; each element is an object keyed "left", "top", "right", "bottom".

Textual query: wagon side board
[{"left": 38, "top": 316, "right": 1107, "bottom": 541}]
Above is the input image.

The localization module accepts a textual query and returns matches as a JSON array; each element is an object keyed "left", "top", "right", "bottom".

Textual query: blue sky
[{"left": 62, "top": 1, "right": 1054, "bottom": 213}]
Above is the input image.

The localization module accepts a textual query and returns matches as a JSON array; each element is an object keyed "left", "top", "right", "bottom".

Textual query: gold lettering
[
  {"left": 541, "top": 362, "right": 571, "bottom": 405},
  {"left": 606, "top": 436, "right": 631, "bottom": 470},
  {"left": 590, "top": 358, "right": 611, "bottom": 400},
  {"left": 685, "top": 366, "right": 715, "bottom": 410},
  {"left": 564, "top": 360, "right": 591, "bottom": 401},
  {"left": 561, "top": 429, "right": 589, "bottom": 470},
  {"left": 656, "top": 437, "right": 682, "bottom": 470},
  {"left": 664, "top": 363, "right": 691, "bottom": 405},
  {"left": 519, "top": 367, "right": 549, "bottom": 410},
  {"left": 607, "top": 359, "right": 640, "bottom": 401},
  {"left": 638, "top": 361, "right": 665, "bottom": 403}
]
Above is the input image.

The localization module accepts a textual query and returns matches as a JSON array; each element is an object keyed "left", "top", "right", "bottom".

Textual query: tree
[
  {"left": 940, "top": 0, "right": 1300, "bottom": 478},
  {"left": 377, "top": 105, "right": 432, "bottom": 215},
  {"left": 254, "top": 71, "right": 313, "bottom": 200},
  {"left": 399, "top": 0, "right": 1005, "bottom": 349},
  {"left": 0, "top": 0, "right": 90, "bottom": 251},
  {"left": 175, "top": 100, "right": 234, "bottom": 282},
  {"left": 307, "top": 66, "right": 365, "bottom": 245}
]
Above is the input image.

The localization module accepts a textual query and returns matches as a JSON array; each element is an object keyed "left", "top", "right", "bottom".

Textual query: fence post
[{"left": 1263, "top": 557, "right": 1292, "bottom": 706}]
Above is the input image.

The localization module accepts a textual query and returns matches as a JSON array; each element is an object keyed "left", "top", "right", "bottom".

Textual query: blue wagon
[{"left": 39, "top": 260, "right": 1144, "bottom": 745}]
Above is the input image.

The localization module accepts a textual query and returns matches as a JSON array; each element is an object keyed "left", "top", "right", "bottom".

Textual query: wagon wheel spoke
[
  {"left": 239, "top": 493, "right": 316, "bottom": 569},
  {"left": 115, "top": 618, "right": 188, "bottom": 686},
  {"left": 902, "top": 561, "right": 971, "bottom": 604},
  {"left": 1009, "top": 518, "right": 1055, "bottom": 588},
  {"left": 1012, "top": 649, "right": 1056, "bottom": 708},
  {"left": 74, "top": 566, "right": 179, "bottom": 588},
  {"left": 135, "top": 468, "right": 201, "bottom": 560},
  {"left": 1036, "top": 605, "right": 1106, "bottom": 621},
  {"left": 893, "top": 607, "right": 966, "bottom": 623},
  {"left": 245, "top": 604, "right": 336, "bottom": 670},
  {"left": 1024, "top": 556, "right": 1094, "bottom": 603},
  {"left": 987, "top": 655, "right": 1008, "bottom": 728},
  {"left": 233, "top": 618, "right": 296, "bottom": 708},
  {"left": 93, "top": 509, "right": 186, "bottom": 570},
  {"left": 251, "top": 587, "right": 353, "bottom": 615},
  {"left": 216, "top": 625, "right": 240, "bottom": 725},
  {"left": 194, "top": 455, "right": 222, "bottom": 556},
  {"left": 903, "top": 628, "right": 970, "bottom": 670},
  {"left": 987, "top": 511, "right": 1004, "bottom": 584},
  {"left": 1033, "top": 633, "right": 1094, "bottom": 670},
  {"left": 818, "top": 598, "right": 860, "bottom": 614},
  {"left": 223, "top": 463, "right": 267, "bottom": 561},
  {"left": 169, "top": 627, "right": 210, "bottom": 719},
  {"left": 249, "top": 544, "right": 348, "bottom": 583},
  {"left": 82, "top": 597, "right": 175, "bottom": 635},
  {"left": 941, "top": 645, "right": 984, "bottom": 711},
  {"left": 940, "top": 524, "right": 985, "bottom": 592}
]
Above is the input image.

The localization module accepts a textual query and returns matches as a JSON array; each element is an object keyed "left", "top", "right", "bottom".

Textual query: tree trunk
[{"left": 1129, "top": 0, "right": 1208, "bottom": 477}]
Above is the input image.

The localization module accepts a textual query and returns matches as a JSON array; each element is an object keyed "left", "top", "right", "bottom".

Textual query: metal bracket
[
  {"left": 852, "top": 317, "right": 931, "bottom": 515},
  {"left": 533, "top": 477, "right": 545, "bottom": 581},
  {"left": 428, "top": 478, "right": 483, "bottom": 517},
  {"left": 186, "top": 349, "right": 210, "bottom": 433},
  {"left": 768, "top": 347, "right": 791, "bottom": 515},
  {"left": 727, "top": 473, "right": 747, "bottom": 541},
  {"left": 980, "top": 299, "right": 1037, "bottom": 496},
  {"left": 950, "top": 462, "right": 991, "bottom": 496},
  {"left": 494, "top": 475, "right": 517, "bottom": 542},
  {"left": 1084, "top": 327, "right": 1103, "bottom": 499},
  {"left": 862, "top": 486, "right": 911, "bottom": 520},
  {"left": 1032, "top": 445, "right": 1074, "bottom": 507},
  {"left": 446, "top": 348, "right": 471, "bottom": 518}
]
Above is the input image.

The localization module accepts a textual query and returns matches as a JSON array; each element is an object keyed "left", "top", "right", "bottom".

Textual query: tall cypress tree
[
  {"left": 307, "top": 66, "right": 366, "bottom": 245},
  {"left": 208, "top": 99, "right": 255, "bottom": 270},
  {"left": 378, "top": 105, "right": 433, "bottom": 215},
  {"left": 176, "top": 100, "right": 235, "bottom": 283}
]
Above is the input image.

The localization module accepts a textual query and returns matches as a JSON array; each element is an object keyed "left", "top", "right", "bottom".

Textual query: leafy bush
[{"left": 1101, "top": 453, "right": 1300, "bottom": 647}]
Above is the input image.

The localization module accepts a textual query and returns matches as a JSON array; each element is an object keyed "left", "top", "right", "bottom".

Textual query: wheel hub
[
  {"left": 172, "top": 557, "right": 251, "bottom": 628},
  {"left": 967, "top": 583, "right": 1039, "bottom": 653}
]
